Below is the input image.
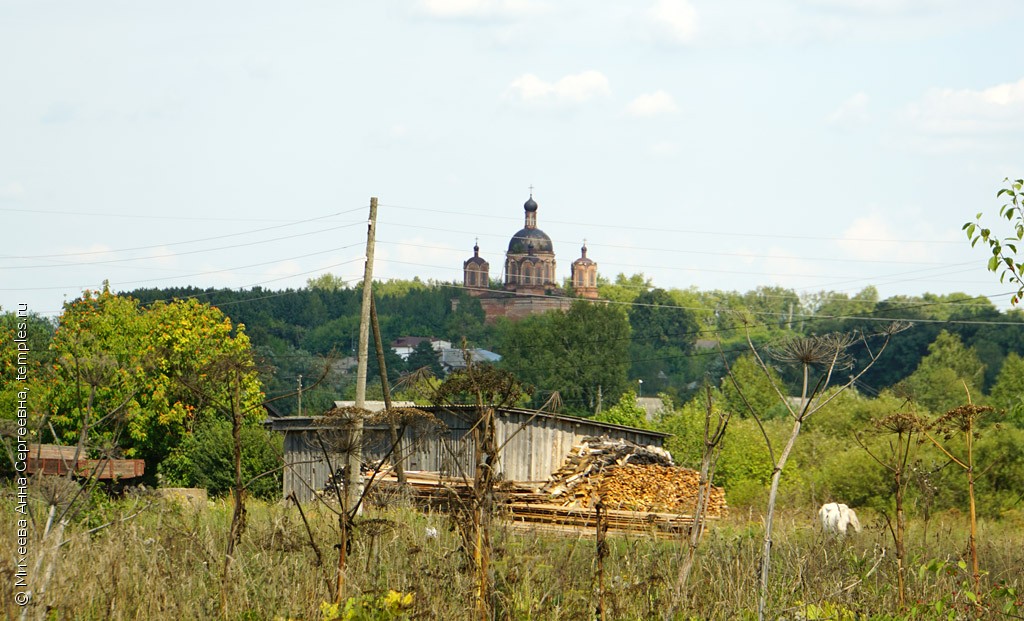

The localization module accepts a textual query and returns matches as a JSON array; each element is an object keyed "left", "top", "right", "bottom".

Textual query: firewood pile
[
  {"left": 364, "top": 436, "right": 726, "bottom": 536},
  {"left": 540, "top": 437, "right": 727, "bottom": 517}
]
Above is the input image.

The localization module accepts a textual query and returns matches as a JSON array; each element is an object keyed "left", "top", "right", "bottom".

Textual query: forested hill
[
  {"left": 121, "top": 277, "right": 1024, "bottom": 418},
  {"left": 126, "top": 280, "right": 489, "bottom": 415}
]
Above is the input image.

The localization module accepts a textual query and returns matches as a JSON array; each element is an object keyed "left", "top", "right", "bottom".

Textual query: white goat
[{"left": 818, "top": 502, "right": 862, "bottom": 535}]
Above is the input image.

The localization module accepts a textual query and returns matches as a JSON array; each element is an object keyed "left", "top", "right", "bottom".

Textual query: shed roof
[{"left": 268, "top": 404, "right": 669, "bottom": 439}]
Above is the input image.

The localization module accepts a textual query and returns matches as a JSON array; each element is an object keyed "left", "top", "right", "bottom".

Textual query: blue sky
[{"left": 3, "top": 0, "right": 1023, "bottom": 317}]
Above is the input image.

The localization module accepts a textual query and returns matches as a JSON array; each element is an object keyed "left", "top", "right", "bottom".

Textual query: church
[{"left": 460, "top": 193, "right": 600, "bottom": 323}]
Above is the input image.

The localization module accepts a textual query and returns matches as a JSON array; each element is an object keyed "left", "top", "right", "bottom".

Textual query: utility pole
[
  {"left": 348, "top": 196, "right": 377, "bottom": 514},
  {"left": 370, "top": 296, "right": 405, "bottom": 483},
  {"left": 297, "top": 374, "right": 303, "bottom": 417}
]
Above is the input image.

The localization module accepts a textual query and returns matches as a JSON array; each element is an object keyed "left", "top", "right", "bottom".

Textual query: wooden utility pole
[
  {"left": 348, "top": 196, "right": 377, "bottom": 514},
  {"left": 370, "top": 296, "right": 405, "bottom": 483}
]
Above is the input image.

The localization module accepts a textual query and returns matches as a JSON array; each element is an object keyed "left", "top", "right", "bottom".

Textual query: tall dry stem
[
  {"left": 922, "top": 387, "right": 993, "bottom": 599},
  {"left": 731, "top": 325, "right": 903, "bottom": 621},
  {"left": 857, "top": 409, "right": 926, "bottom": 608}
]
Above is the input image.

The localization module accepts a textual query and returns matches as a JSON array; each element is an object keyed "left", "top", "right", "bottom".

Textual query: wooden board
[{"left": 367, "top": 471, "right": 716, "bottom": 537}]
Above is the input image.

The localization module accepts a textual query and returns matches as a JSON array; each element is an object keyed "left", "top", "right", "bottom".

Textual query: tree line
[{"left": 2, "top": 273, "right": 1023, "bottom": 496}]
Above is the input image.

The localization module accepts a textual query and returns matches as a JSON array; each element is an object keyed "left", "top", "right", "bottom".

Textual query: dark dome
[
  {"left": 508, "top": 227, "right": 553, "bottom": 254},
  {"left": 574, "top": 243, "right": 594, "bottom": 265},
  {"left": 524, "top": 196, "right": 538, "bottom": 212}
]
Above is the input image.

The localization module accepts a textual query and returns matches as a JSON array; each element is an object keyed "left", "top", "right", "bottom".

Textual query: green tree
[
  {"left": 306, "top": 272, "right": 350, "bottom": 292},
  {"left": 374, "top": 277, "right": 430, "bottom": 298},
  {"left": 406, "top": 341, "right": 443, "bottom": 377},
  {"left": 48, "top": 289, "right": 151, "bottom": 455},
  {"left": 965, "top": 177, "right": 1024, "bottom": 305},
  {"left": 594, "top": 389, "right": 649, "bottom": 428},
  {"left": 0, "top": 311, "right": 55, "bottom": 426},
  {"left": 905, "top": 330, "right": 985, "bottom": 414},
  {"left": 628, "top": 288, "right": 701, "bottom": 386},
  {"left": 742, "top": 285, "right": 801, "bottom": 330},
  {"left": 719, "top": 353, "right": 785, "bottom": 419},
  {"left": 597, "top": 272, "right": 651, "bottom": 305},
  {"left": 498, "top": 301, "right": 630, "bottom": 414},
  {"left": 989, "top": 352, "right": 1024, "bottom": 427},
  {"left": 48, "top": 289, "right": 263, "bottom": 471},
  {"left": 802, "top": 286, "right": 879, "bottom": 332}
]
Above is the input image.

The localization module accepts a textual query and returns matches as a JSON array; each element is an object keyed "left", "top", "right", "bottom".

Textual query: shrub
[{"left": 159, "top": 419, "right": 283, "bottom": 499}]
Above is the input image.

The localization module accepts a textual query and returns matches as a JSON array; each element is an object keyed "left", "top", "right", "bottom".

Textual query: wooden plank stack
[
  {"left": 506, "top": 503, "right": 697, "bottom": 537},
  {"left": 364, "top": 436, "right": 727, "bottom": 536}
]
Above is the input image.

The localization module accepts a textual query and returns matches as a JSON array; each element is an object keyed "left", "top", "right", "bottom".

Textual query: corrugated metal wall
[{"left": 280, "top": 407, "right": 666, "bottom": 502}]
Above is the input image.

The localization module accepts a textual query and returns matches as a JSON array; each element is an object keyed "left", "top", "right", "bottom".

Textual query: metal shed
[{"left": 270, "top": 405, "right": 669, "bottom": 503}]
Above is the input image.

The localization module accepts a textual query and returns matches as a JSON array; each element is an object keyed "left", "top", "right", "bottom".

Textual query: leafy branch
[{"left": 964, "top": 178, "right": 1024, "bottom": 305}]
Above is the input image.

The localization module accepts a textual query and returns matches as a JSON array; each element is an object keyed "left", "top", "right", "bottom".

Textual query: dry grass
[{"left": 1, "top": 486, "right": 1022, "bottom": 620}]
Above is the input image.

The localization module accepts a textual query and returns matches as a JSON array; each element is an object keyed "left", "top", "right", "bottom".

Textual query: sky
[{"left": 3, "top": 0, "right": 1024, "bottom": 319}]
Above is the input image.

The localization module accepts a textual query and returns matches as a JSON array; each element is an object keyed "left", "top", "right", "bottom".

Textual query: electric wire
[{"left": 0, "top": 207, "right": 366, "bottom": 261}]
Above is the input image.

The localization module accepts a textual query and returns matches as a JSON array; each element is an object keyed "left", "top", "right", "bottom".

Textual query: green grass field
[{"left": 2, "top": 488, "right": 1022, "bottom": 620}]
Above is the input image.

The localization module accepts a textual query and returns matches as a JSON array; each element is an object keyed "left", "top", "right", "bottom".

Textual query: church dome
[
  {"left": 508, "top": 228, "right": 554, "bottom": 254},
  {"left": 524, "top": 196, "right": 538, "bottom": 212},
  {"left": 573, "top": 243, "right": 594, "bottom": 265},
  {"left": 464, "top": 242, "right": 488, "bottom": 266}
]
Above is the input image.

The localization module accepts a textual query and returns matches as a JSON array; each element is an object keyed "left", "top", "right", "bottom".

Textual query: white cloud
[
  {"left": 718, "top": 246, "right": 831, "bottom": 291},
  {"left": 626, "top": 90, "right": 679, "bottom": 117},
  {"left": 147, "top": 246, "right": 177, "bottom": 267},
  {"left": 907, "top": 77, "right": 1024, "bottom": 134},
  {"left": 827, "top": 92, "right": 869, "bottom": 125},
  {"left": 505, "top": 70, "right": 610, "bottom": 106},
  {"left": 646, "top": 0, "right": 699, "bottom": 44},
  {"left": 837, "top": 213, "right": 943, "bottom": 262},
  {"left": 418, "top": 0, "right": 546, "bottom": 19}
]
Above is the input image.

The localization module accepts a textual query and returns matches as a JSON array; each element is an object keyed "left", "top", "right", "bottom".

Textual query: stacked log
[
  {"left": 541, "top": 437, "right": 727, "bottom": 517},
  {"left": 365, "top": 436, "right": 727, "bottom": 535}
]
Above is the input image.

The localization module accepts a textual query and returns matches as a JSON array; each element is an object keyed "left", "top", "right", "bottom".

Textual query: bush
[
  {"left": 159, "top": 419, "right": 283, "bottom": 500},
  {"left": 594, "top": 389, "right": 649, "bottom": 429}
]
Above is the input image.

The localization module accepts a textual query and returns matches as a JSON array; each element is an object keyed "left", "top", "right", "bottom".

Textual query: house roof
[
  {"left": 439, "top": 348, "right": 501, "bottom": 369},
  {"left": 391, "top": 336, "right": 433, "bottom": 349}
]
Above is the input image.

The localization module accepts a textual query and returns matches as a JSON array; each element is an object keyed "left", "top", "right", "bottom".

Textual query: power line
[
  {"left": 0, "top": 205, "right": 367, "bottom": 223},
  {"left": 378, "top": 202, "right": 965, "bottom": 245},
  {"left": 379, "top": 226, "right": 960, "bottom": 267},
  {"left": 7, "top": 222, "right": 364, "bottom": 269},
  {"left": 0, "top": 245, "right": 364, "bottom": 292},
  {"left": 0, "top": 208, "right": 365, "bottom": 261}
]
